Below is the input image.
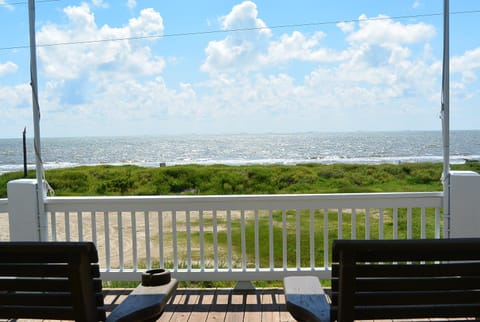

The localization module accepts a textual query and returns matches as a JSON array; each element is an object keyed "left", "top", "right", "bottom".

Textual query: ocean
[{"left": 1, "top": 131, "right": 479, "bottom": 175}]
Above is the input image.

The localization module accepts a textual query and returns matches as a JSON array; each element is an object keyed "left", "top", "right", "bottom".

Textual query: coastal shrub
[
  {"left": 1, "top": 162, "right": 472, "bottom": 198},
  {"left": 48, "top": 171, "right": 89, "bottom": 194},
  {"left": 317, "top": 167, "right": 344, "bottom": 179}
]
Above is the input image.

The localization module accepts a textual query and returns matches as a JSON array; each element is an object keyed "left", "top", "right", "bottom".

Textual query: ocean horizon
[{"left": 1, "top": 130, "right": 479, "bottom": 175}]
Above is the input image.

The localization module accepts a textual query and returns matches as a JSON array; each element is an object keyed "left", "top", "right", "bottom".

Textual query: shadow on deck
[{"left": 105, "top": 287, "right": 294, "bottom": 322}]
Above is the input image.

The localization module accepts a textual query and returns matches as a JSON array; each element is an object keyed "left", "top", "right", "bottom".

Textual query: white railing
[
  {"left": 0, "top": 198, "right": 9, "bottom": 241},
  {"left": 45, "top": 192, "right": 443, "bottom": 281}
]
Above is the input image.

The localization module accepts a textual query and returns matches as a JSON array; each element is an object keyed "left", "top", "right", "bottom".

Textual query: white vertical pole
[
  {"left": 28, "top": 0, "right": 47, "bottom": 241},
  {"left": 441, "top": 0, "right": 451, "bottom": 238}
]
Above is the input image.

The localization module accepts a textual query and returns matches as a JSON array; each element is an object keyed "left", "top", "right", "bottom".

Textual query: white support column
[
  {"left": 7, "top": 179, "right": 47, "bottom": 241},
  {"left": 449, "top": 170, "right": 480, "bottom": 238}
]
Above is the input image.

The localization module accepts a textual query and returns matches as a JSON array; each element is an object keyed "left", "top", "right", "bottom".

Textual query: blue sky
[{"left": 0, "top": 0, "right": 479, "bottom": 138}]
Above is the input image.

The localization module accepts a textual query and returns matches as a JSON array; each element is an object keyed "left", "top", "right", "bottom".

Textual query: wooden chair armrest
[
  {"left": 106, "top": 278, "right": 178, "bottom": 322},
  {"left": 283, "top": 276, "right": 330, "bottom": 322}
]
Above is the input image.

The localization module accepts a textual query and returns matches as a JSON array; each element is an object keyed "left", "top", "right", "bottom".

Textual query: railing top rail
[{"left": 45, "top": 192, "right": 443, "bottom": 212}]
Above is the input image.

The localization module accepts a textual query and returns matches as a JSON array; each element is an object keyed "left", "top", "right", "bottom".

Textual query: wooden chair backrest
[
  {"left": 0, "top": 241, "right": 106, "bottom": 322},
  {"left": 331, "top": 238, "right": 480, "bottom": 322}
]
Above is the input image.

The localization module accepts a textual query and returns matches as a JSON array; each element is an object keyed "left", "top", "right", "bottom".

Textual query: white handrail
[{"left": 44, "top": 192, "right": 443, "bottom": 281}]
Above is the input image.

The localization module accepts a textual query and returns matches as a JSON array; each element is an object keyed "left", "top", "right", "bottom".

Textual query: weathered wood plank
[
  {"left": 244, "top": 292, "right": 262, "bottom": 322},
  {"left": 276, "top": 289, "right": 296, "bottom": 322},
  {"left": 205, "top": 289, "right": 229, "bottom": 321},
  {"left": 156, "top": 289, "right": 185, "bottom": 321},
  {"left": 224, "top": 291, "right": 245, "bottom": 322}
]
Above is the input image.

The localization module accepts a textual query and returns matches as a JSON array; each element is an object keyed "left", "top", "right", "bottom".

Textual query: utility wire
[
  {"left": 0, "top": 9, "right": 480, "bottom": 51},
  {"left": 0, "top": 0, "right": 61, "bottom": 6}
]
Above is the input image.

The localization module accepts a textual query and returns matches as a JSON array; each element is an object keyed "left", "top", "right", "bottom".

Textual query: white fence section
[{"left": 44, "top": 192, "right": 443, "bottom": 281}]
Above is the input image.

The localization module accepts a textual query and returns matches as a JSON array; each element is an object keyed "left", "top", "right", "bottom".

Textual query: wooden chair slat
[
  {"left": 355, "top": 290, "right": 480, "bottom": 306},
  {"left": 0, "top": 278, "right": 103, "bottom": 292},
  {"left": 285, "top": 238, "right": 480, "bottom": 322},
  {"left": 0, "top": 241, "right": 177, "bottom": 322},
  {"left": 332, "top": 262, "right": 480, "bottom": 277},
  {"left": 0, "top": 307, "right": 76, "bottom": 320},
  {"left": 0, "top": 242, "right": 98, "bottom": 263},
  {"left": 353, "top": 304, "right": 480, "bottom": 320}
]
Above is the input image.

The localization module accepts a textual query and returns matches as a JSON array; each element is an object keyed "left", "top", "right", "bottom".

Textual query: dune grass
[{"left": 3, "top": 162, "right": 479, "bottom": 198}]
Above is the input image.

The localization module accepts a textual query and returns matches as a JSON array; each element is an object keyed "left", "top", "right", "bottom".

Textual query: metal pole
[
  {"left": 23, "top": 127, "right": 27, "bottom": 177},
  {"left": 441, "top": 0, "right": 450, "bottom": 238},
  {"left": 28, "top": 0, "right": 47, "bottom": 241}
]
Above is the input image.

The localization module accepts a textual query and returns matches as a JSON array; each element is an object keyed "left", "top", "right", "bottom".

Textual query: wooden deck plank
[
  {"left": 156, "top": 288, "right": 186, "bottom": 322},
  {"left": 276, "top": 289, "right": 296, "bottom": 322},
  {"left": 243, "top": 291, "right": 263, "bottom": 322},
  {"left": 183, "top": 289, "right": 206, "bottom": 322},
  {"left": 205, "top": 289, "right": 229, "bottom": 321},
  {"left": 224, "top": 290, "right": 246, "bottom": 322},
  {"left": 190, "top": 290, "right": 214, "bottom": 322},
  {"left": 261, "top": 289, "right": 279, "bottom": 322},
  {"left": 164, "top": 290, "right": 192, "bottom": 322},
  {"left": 5, "top": 288, "right": 474, "bottom": 322}
]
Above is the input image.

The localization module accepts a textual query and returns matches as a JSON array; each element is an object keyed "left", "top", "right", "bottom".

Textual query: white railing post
[
  {"left": 7, "top": 179, "right": 47, "bottom": 241},
  {"left": 450, "top": 170, "right": 480, "bottom": 238}
]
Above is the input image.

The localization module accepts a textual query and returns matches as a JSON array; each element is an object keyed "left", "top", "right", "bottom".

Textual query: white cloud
[
  {"left": 452, "top": 47, "right": 480, "bottom": 82},
  {"left": 127, "top": 0, "right": 137, "bottom": 9},
  {"left": 5, "top": 2, "right": 480, "bottom": 137},
  {"left": 260, "top": 31, "right": 345, "bottom": 64},
  {"left": 196, "top": 9, "right": 447, "bottom": 133},
  {"left": 220, "top": 1, "right": 270, "bottom": 36},
  {"left": 0, "top": 84, "right": 32, "bottom": 133},
  {"left": 201, "top": 1, "right": 271, "bottom": 74},
  {"left": 0, "top": 61, "right": 17, "bottom": 75},
  {"left": 0, "top": 0, "right": 13, "bottom": 11},
  {"left": 92, "top": 0, "right": 108, "bottom": 8},
  {"left": 337, "top": 21, "right": 355, "bottom": 33},
  {"left": 25, "top": 3, "right": 169, "bottom": 135},
  {"left": 347, "top": 14, "right": 435, "bottom": 46},
  {"left": 37, "top": 4, "right": 165, "bottom": 79}
]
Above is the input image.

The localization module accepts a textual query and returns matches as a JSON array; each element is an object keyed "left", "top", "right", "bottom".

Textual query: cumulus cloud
[
  {"left": 337, "top": 21, "right": 355, "bottom": 33},
  {"left": 5, "top": 1, "right": 480, "bottom": 136},
  {"left": 0, "top": 61, "right": 17, "bottom": 75},
  {"left": 347, "top": 14, "right": 435, "bottom": 46},
  {"left": 260, "top": 31, "right": 346, "bottom": 64},
  {"left": 27, "top": 3, "right": 173, "bottom": 134},
  {"left": 196, "top": 7, "right": 448, "bottom": 132},
  {"left": 201, "top": 1, "right": 271, "bottom": 74},
  {"left": 452, "top": 48, "right": 480, "bottom": 82},
  {"left": 37, "top": 4, "right": 165, "bottom": 79},
  {"left": 220, "top": 1, "right": 270, "bottom": 36}
]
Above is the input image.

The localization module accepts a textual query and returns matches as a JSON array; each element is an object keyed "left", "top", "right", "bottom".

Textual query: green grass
[{"left": 3, "top": 162, "right": 479, "bottom": 198}]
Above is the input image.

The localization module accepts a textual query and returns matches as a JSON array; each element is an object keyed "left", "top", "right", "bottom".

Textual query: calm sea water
[{"left": 1, "top": 131, "right": 479, "bottom": 174}]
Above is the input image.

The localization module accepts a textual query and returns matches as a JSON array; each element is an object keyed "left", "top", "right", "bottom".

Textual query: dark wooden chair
[
  {"left": 284, "top": 238, "right": 480, "bottom": 322},
  {"left": 0, "top": 241, "right": 178, "bottom": 322}
]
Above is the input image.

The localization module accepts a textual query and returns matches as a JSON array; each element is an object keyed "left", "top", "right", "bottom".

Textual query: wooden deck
[
  {"left": 104, "top": 288, "right": 295, "bottom": 322},
  {"left": 4, "top": 288, "right": 475, "bottom": 321}
]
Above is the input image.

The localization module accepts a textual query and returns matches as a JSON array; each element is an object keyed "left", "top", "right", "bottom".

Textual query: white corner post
[
  {"left": 7, "top": 179, "right": 48, "bottom": 241},
  {"left": 449, "top": 171, "right": 480, "bottom": 238}
]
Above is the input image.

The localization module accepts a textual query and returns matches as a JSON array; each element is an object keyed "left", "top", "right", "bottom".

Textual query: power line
[
  {"left": 0, "top": 0, "right": 61, "bottom": 6},
  {"left": 1, "top": 9, "right": 480, "bottom": 51}
]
